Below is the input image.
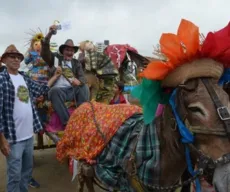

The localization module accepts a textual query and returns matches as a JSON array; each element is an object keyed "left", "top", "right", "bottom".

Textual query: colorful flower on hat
[
  {"left": 131, "top": 19, "right": 230, "bottom": 124},
  {"left": 140, "top": 19, "right": 230, "bottom": 81}
]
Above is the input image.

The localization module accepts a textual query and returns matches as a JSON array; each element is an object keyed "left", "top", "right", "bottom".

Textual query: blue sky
[{"left": 0, "top": 0, "right": 229, "bottom": 57}]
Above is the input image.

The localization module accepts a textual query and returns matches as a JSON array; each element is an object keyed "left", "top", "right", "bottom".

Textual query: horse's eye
[
  {"left": 188, "top": 106, "right": 205, "bottom": 116},
  {"left": 180, "top": 79, "right": 198, "bottom": 91}
]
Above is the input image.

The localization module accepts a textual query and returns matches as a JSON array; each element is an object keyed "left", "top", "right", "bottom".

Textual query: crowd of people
[{"left": 0, "top": 24, "right": 129, "bottom": 192}]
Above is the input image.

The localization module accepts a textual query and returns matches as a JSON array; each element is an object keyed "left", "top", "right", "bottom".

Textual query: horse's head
[
  {"left": 177, "top": 78, "right": 230, "bottom": 159},
  {"left": 179, "top": 79, "right": 230, "bottom": 191},
  {"left": 164, "top": 59, "right": 230, "bottom": 159},
  {"left": 162, "top": 59, "right": 230, "bottom": 190}
]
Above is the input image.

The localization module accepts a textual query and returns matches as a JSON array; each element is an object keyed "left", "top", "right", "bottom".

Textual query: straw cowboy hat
[
  {"left": 59, "top": 39, "right": 79, "bottom": 54},
  {"left": 1, "top": 44, "right": 24, "bottom": 62}
]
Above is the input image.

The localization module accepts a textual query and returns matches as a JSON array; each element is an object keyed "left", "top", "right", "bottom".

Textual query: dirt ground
[
  {"left": 0, "top": 135, "right": 185, "bottom": 192},
  {"left": 0, "top": 148, "right": 102, "bottom": 192}
]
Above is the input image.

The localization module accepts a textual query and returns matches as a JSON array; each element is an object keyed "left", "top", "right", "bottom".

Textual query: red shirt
[{"left": 110, "top": 94, "right": 128, "bottom": 104}]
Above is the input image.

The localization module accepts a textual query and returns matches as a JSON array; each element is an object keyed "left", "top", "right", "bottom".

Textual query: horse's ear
[{"left": 178, "top": 78, "right": 199, "bottom": 92}]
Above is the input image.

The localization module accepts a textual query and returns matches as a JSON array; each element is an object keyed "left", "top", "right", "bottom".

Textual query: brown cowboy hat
[
  {"left": 1, "top": 44, "right": 24, "bottom": 62},
  {"left": 59, "top": 39, "right": 79, "bottom": 54}
]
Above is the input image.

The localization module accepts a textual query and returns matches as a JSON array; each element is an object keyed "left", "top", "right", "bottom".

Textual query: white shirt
[
  {"left": 10, "top": 74, "right": 34, "bottom": 142},
  {"left": 54, "top": 61, "right": 73, "bottom": 87}
]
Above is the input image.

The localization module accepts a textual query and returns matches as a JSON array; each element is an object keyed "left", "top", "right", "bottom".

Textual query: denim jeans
[
  {"left": 48, "top": 85, "right": 90, "bottom": 126},
  {"left": 6, "top": 137, "right": 34, "bottom": 192}
]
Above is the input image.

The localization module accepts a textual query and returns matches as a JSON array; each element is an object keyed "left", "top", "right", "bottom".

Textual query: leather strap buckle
[{"left": 217, "top": 106, "right": 230, "bottom": 121}]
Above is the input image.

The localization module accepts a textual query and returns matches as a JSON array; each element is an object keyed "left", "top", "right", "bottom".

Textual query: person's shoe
[{"left": 29, "top": 178, "right": 40, "bottom": 188}]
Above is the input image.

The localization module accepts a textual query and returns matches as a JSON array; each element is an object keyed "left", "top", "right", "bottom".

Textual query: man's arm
[
  {"left": 29, "top": 79, "right": 49, "bottom": 99},
  {"left": 41, "top": 34, "right": 54, "bottom": 67},
  {"left": 75, "top": 60, "right": 87, "bottom": 84},
  {"left": 47, "top": 69, "right": 61, "bottom": 87},
  {"left": 48, "top": 65, "right": 56, "bottom": 79},
  {"left": 27, "top": 68, "right": 61, "bottom": 98},
  {"left": 0, "top": 77, "right": 10, "bottom": 157},
  {"left": 41, "top": 25, "right": 57, "bottom": 67},
  {"left": 0, "top": 78, "right": 4, "bottom": 134}
]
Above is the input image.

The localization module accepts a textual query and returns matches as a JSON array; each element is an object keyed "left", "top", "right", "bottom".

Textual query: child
[{"left": 110, "top": 81, "right": 129, "bottom": 104}]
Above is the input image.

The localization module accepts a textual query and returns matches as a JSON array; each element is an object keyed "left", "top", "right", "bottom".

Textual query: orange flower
[{"left": 141, "top": 19, "right": 200, "bottom": 80}]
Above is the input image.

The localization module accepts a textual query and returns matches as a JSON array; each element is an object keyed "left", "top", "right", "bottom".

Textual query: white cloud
[{"left": 0, "top": 0, "right": 229, "bottom": 59}]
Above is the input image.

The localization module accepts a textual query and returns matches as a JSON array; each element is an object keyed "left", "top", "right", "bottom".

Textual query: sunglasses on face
[{"left": 8, "top": 55, "right": 22, "bottom": 60}]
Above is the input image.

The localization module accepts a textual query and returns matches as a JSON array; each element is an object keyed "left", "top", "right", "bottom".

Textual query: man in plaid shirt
[{"left": 0, "top": 44, "right": 59, "bottom": 192}]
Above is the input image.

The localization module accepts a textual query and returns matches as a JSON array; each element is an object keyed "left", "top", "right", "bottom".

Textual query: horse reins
[
  {"left": 201, "top": 78, "right": 230, "bottom": 140},
  {"left": 183, "top": 78, "right": 230, "bottom": 185},
  {"left": 135, "top": 79, "right": 230, "bottom": 191}
]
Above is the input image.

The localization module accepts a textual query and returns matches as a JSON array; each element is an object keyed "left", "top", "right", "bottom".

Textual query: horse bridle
[
  {"left": 184, "top": 78, "right": 230, "bottom": 184},
  {"left": 201, "top": 78, "right": 230, "bottom": 139},
  {"left": 140, "top": 78, "right": 230, "bottom": 191}
]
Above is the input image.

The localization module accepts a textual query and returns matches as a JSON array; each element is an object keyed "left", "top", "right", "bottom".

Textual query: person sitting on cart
[
  {"left": 110, "top": 81, "right": 129, "bottom": 104},
  {"left": 41, "top": 24, "right": 89, "bottom": 127}
]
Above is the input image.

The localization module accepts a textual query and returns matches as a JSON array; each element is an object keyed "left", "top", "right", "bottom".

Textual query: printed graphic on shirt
[
  {"left": 17, "top": 85, "right": 29, "bottom": 103},
  {"left": 63, "top": 67, "right": 74, "bottom": 79}
]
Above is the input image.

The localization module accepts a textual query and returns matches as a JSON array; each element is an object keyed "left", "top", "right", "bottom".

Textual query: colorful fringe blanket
[{"left": 56, "top": 102, "right": 142, "bottom": 162}]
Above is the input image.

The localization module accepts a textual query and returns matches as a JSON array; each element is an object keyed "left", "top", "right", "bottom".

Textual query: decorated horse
[{"left": 55, "top": 19, "right": 230, "bottom": 192}]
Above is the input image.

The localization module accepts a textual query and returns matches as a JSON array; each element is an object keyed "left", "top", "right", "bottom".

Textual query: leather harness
[
  {"left": 126, "top": 78, "right": 230, "bottom": 191},
  {"left": 201, "top": 78, "right": 230, "bottom": 140}
]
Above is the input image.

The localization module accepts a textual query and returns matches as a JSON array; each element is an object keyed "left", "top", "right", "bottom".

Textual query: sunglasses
[{"left": 8, "top": 55, "right": 22, "bottom": 60}]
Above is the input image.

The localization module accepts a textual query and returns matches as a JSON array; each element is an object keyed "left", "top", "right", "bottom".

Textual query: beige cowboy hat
[
  {"left": 1, "top": 44, "right": 24, "bottom": 62},
  {"left": 59, "top": 39, "right": 79, "bottom": 54},
  {"left": 161, "top": 59, "right": 224, "bottom": 87}
]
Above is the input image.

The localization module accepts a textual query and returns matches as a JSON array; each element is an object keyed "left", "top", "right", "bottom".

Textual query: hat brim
[
  {"left": 161, "top": 59, "right": 224, "bottom": 87},
  {"left": 1, "top": 52, "right": 24, "bottom": 62},
  {"left": 59, "top": 44, "right": 79, "bottom": 54}
]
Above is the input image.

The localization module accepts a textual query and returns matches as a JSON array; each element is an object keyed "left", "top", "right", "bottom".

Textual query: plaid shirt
[{"left": 0, "top": 69, "right": 49, "bottom": 143}]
